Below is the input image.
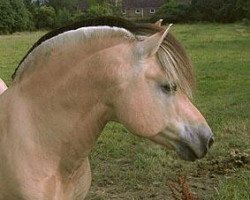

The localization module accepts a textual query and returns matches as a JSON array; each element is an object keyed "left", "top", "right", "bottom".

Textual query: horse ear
[
  {"left": 155, "top": 19, "right": 163, "bottom": 27},
  {"left": 137, "top": 24, "right": 172, "bottom": 58}
]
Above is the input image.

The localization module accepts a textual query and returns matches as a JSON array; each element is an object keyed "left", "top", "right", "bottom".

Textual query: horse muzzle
[
  {"left": 176, "top": 124, "right": 214, "bottom": 161},
  {"left": 150, "top": 124, "right": 214, "bottom": 161}
]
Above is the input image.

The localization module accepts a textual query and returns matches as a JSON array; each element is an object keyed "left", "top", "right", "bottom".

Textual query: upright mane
[{"left": 12, "top": 16, "right": 194, "bottom": 97}]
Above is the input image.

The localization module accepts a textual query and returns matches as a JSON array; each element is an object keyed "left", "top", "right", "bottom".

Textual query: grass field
[{"left": 0, "top": 24, "right": 249, "bottom": 199}]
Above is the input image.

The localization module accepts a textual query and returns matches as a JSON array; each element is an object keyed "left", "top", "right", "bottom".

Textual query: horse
[
  {"left": 0, "top": 78, "right": 7, "bottom": 95},
  {"left": 0, "top": 17, "right": 214, "bottom": 200}
]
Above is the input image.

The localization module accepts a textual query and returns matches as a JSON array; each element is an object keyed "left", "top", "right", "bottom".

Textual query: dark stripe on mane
[
  {"left": 12, "top": 17, "right": 136, "bottom": 79},
  {"left": 12, "top": 17, "right": 194, "bottom": 90}
]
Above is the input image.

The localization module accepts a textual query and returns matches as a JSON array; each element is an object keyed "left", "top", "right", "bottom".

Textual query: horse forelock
[
  {"left": 157, "top": 35, "right": 195, "bottom": 98},
  {"left": 132, "top": 23, "right": 195, "bottom": 98}
]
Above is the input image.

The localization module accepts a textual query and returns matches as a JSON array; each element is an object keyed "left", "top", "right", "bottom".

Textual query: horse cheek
[{"left": 125, "top": 94, "right": 164, "bottom": 137}]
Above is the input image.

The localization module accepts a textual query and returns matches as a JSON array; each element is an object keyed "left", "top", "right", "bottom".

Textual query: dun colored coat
[{"left": 0, "top": 17, "right": 213, "bottom": 200}]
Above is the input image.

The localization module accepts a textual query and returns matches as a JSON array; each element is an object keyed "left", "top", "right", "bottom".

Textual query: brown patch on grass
[
  {"left": 167, "top": 176, "right": 199, "bottom": 200},
  {"left": 86, "top": 149, "right": 249, "bottom": 199},
  {"left": 197, "top": 149, "right": 250, "bottom": 176},
  {"left": 179, "top": 176, "right": 199, "bottom": 200}
]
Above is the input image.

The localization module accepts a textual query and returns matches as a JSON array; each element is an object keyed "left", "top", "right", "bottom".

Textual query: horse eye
[
  {"left": 161, "top": 84, "right": 171, "bottom": 93},
  {"left": 161, "top": 83, "right": 177, "bottom": 93}
]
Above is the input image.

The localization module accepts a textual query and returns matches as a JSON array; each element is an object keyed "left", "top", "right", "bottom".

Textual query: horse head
[{"left": 109, "top": 25, "right": 214, "bottom": 161}]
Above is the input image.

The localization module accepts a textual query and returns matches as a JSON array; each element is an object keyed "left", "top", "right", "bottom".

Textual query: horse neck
[{"left": 10, "top": 38, "right": 129, "bottom": 164}]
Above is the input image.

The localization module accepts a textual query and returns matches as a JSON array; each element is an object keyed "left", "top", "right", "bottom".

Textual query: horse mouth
[
  {"left": 149, "top": 130, "right": 210, "bottom": 162},
  {"left": 176, "top": 141, "right": 206, "bottom": 161},
  {"left": 176, "top": 145, "right": 199, "bottom": 161},
  {"left": 148, "top": 131, "right": 196, "bottom": 160}
]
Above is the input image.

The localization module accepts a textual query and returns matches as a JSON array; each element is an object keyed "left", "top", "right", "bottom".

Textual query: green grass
[
  {"left": 0, "top": 24, "right": 249, "bottom": 199},
  {"left": 212, "top": 170, "right": 250, "bottom": 200},
  {"left": 0, "top": 31, "right": 45, "bottom": 84}
]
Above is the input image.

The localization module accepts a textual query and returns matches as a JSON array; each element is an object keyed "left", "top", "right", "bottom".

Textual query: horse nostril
[{"left": 208, "top": 136, "right": 214, "bottom": 149}]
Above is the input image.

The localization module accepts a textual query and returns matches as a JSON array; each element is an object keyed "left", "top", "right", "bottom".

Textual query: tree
[
  {"left": 152, "top": 0, "right": 190, "bottom": 23},
  {"left": 46, "top": 0, "right": 80, "bottom": 12},
  {"left": 44, "top": 0, "right": 84, "bottom": 28},
  {"left": 0, "top": 0, "right": 33, "bottom": 33},
  {"left": 11, "top": 0, "right": 34, "bottom": 31},
  {"left": 0, "top": 0, "right": 15, "bottom": 33},
  {"left": 34, "top": 5, "right": 56, "bottom": 29},
  {"left": 84, "top": 4, "right": 113, "bottom": 18},
  {"left": 54, "top": 8, "right": 72, "bottom": 27},
  {"left": 153, "top": 0, "right": 249, "bottom": 23},
  {"left": 77, "top": 0, "right": 117, "bottom": 19},
  {"left": 190, "top": 0, "right": 249, "bottom": 22}
]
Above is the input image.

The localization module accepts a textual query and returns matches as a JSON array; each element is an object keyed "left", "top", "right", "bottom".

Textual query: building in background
[
  {"left": 78, "top": 0, "right": 164, "bottom": 20},
  {"left": 121, "top": 0, "right": 164, "bottom": 20}
]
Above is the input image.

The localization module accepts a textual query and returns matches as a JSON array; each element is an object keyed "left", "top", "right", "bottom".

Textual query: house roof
[{"left": 122, "top": 0, "right": 164, "bottom": 9}]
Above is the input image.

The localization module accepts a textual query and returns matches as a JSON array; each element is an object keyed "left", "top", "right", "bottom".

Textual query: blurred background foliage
[{"left": 0, "top": 0, "right": 249, "bottom": 34}]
